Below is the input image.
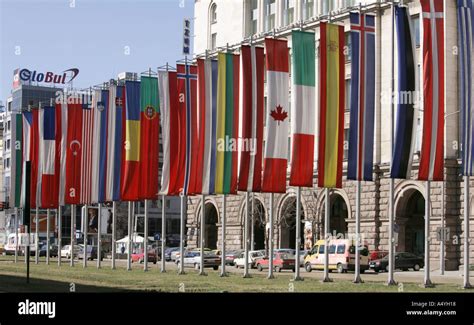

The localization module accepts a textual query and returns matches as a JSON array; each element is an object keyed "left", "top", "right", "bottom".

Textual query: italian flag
[
  {"left": 290, "top": 31, "right": 316, "bottom": 187},
  {"left": 262, "top": 38, "right": 289, "bottom": 193}
]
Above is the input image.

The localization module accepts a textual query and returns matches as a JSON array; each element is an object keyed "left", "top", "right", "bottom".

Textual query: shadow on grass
[{"left": 0, "top": 274, "right": 135, "bottom": 293}]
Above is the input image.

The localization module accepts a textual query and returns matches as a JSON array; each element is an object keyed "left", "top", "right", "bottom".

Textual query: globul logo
[
  {"left": 19, "top": 68, "right": 79, "bottom": 84},
  {"left": 18, "top": 299, "right": 56, "bottom": 319}
]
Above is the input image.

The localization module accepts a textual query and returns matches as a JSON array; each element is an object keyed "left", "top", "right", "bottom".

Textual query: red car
[
  {"left": 131, "top": 250, "right": 157, "bottom": 264},
  {"left": 369, "top": 250, "right": 389, "bottom": 262},
  {"left": 255, "top": 252, "right": 296, "bottom": 272}
]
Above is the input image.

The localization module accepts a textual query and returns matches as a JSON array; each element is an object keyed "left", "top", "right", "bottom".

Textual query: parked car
[
  {"left": 234, "top": 250, "right": 265, "bottom": 269},
  {"left": 304, "top": 239, "right": 370, "bottom": 273},
  {"left": 369, "top": 252, "right": 424, "bottom": 272},
  {"left": 39, "top": 244, "right": 58, "bottom": 257},
  {"left": 165, "top": 247, "right": 180, "bottom": 261},
  {"left": 175, "top": 251, "right": 220, "bottom": 270},
  {"left": 225, "top": 250, "right": 243, "bottom": 266},
  {"left": 131, "top": 249, "right": 157, "bottom": 264},
  {"left": 61, "top": 245, "right": 82, "bottom": 259},
  {"left": 255, "top": 252, "right": 296, "bottom": 272},
  {"left": 174, "top": 248, "right": 211, "bottom": 263},
  {"left": 77, "top": 246, "right": 104, "bottom": 261},
  {"left": 369, "top": 250, "right": 389, "bottom": 262}
]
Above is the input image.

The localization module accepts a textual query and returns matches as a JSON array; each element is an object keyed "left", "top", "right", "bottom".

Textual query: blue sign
[
  {"left": 183, "top": 18, "right": 191, "bottom": 55},
  {"left": 154, "top": 233, "right": 161, "bottom": 241}
]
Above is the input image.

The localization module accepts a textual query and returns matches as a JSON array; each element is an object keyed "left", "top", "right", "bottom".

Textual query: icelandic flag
[
  {"left": 347, "top": 13, "right": 376, "bottom": 182},
  {"left": 458, "top": 0, "right": 474, "bottom": 176},
  {"left": 390, "top": 6, "right": 418, "bottom": 179},
  {"left": 36, "top": 105, "right": 60, "bottom": 208}
]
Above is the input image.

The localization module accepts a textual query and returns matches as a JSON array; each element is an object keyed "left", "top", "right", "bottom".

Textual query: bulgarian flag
[
  {"left": 262, "top": 38, "right": 289, "bottom": 193},
  {"left": 9, "top": 114, "right": 22, "bottom": 208},
  {"left": 215, "top": 53, "right": 240, "bottom": 195},
  {"left": 139, "top": 76, "right": 160, "bottom": 200},
  {"left": 318, "top": 22, "right": 345, "bottom": 189},
  {"left": 290, "top": 31, "right": 316, "bottom": 188}
]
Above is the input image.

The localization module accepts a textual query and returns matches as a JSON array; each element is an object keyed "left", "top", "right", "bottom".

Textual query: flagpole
[
  {"left": 34, "top": 207, "right": 39, "bottom": 264},
  {"left": 97, "top": 203, "right": 102, "bottom": 269},
  {"left": 83, "top": 205, "right": 88, "bottom": 268},
  {"left": 354, "top": 180, "right": 363, "bottom": 283},
  {"left": 127, "top": 202, "right": 132, "bottom": 271},
  {"left": 322, "top": 188, "right": 332, "bottom": 282},
  {"left": 251, "top": 193, "right": 255, "bottom": 251},
  {"left": 161, "top": 195, "right": 166, "bottom": 273},
  {"left": 267, "top": 193, "right": 274, "bottom": 279},
  {"left": 243, "top": 191, "right": 251, "bottom": 278},
  {"left": 178, "top": 193, "right": 186, "bottom": 275},
  {"left": 440, "top": 177, "right": 445, "bottom": 275},
  {"left": 220, "top": 194, "right": 227, "bottom": 277},
  {"left": 423, "top": 181, "right": 433, "bottom": 287},
  {"left": 70, "top": 205, "right": 75, "bottom": 267},
  {"left": 111, "top": 201, "right": 116, "bottom": 269},
  {"left": 58, "top": 206, "right": 62, "bottom": 266},
  {"left": 464, "top": 176, "right": 472, "bottom": 289},
  {"left": 14, "top": 208, "right": 18, "bottom": 263},
  {"left": 46, "top": 208, "right": 50, "bottom": 265},
  {"left": 199, "top": 194, "right": 206, "bottom": 275},
  {"left": 23, "top": 209, "right": 27, "bottom": 264},
  {"left": 144, "top": 200, "right": 149, "bottom": 272},
  {"left": 295, "top": 187, "right": 303, "bottom": 281},
  {"left": 387, "top": 1, "right": 397, "bottom": 286}
]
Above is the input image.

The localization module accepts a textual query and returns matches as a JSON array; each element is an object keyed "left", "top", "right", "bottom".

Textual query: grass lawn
[{"left": 0, "top": 258, "right": 468, "bottom": 293}]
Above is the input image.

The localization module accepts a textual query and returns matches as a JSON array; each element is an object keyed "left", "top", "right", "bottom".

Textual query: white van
[{"left": 4, "top": 233, "right": 36, "bottom": 255}]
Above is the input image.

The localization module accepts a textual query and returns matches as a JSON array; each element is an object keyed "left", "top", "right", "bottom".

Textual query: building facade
[{"left": 188, "top": 0, "right": 473, "bottom": 271}]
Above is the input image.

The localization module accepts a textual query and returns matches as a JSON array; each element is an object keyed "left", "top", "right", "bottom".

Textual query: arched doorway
[
  {"left": 200, "top": 203, "right": 218, "bottom": 249},
  {"left": 251, "top": 199, "right": 266, "bottom": 250},
  {"left": 279, "top": 196, "right": 305, "bottom": 249},
  {"left": 396, "top": 190, "right": 425, "bottom": 256},
  {"left": 320, "top": 193, "right": 348, "bottom": 238}
]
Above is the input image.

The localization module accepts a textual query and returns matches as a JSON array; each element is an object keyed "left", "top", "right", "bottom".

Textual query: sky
[{"left": 0, "top": 0, "right": 194, "bottom": 101}]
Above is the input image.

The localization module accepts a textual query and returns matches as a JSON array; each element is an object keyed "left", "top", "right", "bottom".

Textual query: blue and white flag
[
  {"left": 390, "top": 6, "right": 417, "bottom": 179},
  {"left": 458, "top": 0, "right": 474, "bottom": 176},
  {"left": 348, "top": 13, "right": 376, "bottom": 181}
]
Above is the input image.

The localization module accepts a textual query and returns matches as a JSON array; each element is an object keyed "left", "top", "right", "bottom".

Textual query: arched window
[{"left": 210, "top": 3, "right": 217, "bottom": 24}]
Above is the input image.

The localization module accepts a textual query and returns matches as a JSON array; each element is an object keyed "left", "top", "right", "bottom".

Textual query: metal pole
[
  {"left": 268, "top": 193, "right": 274, "bottom": 279},
  {"left": 200, "top": 194, "right": 206, "bottom": 275},
  {"left": 178, "top": 194, "right": 186, "bottom": 275},
  {"left": 464, "top": 176, "right": 472, "bottom": 289},
  {"left": 322, "top": 188, "right": 332, "bottom": 282},
  {"left": 46, "top": 209, "right": 50, "bottom": 265},
  {"left": 295, "top": 187, "right": 303, "bottom": 281},
  {"left": 97, "top": 204, "right": 102, "bottom": 269},
  {"left": 14, "top": 208, "right": 18, "bottom": 263},
  {"left": 83, "top": 205, "right": 88, "bottom": 268},
  {"left": 111, "top": 202, "right": 116, "bottom": 269},
  {"left": 354, "top": 180, "right": 363, "bottom": 283},
  {"left": 220, "top": 195, "right": 227, "bottom": 277},
  {"left": 70, "top": 205, "right": 75, "bottom": 267},
  {"left": 127, "top": 202, "right": 132, "bottom": 271},
  {"left": 35, "top": 207, "right": 39, "bottom": 264},
  {"left": 144, "top": 200, "right": 149, "bottom": 272},
  {"left": 424, "top": 181, "right": 433, "bottom": 287},
  {"left": 251, "top": 193, "right": 255, "bottom": 251},
  {"left": 387, "top": 1, "right": 396, "bottom": 286},
  {"left": 26, "top": 226, "right": 30, "bottom": 283},
  {"left": 243, "top": 192, "right": 251, "bottom": 278},
  {"left": 58, "top": 206, "right": 62, "bottom": 266},
  {"left": 440, "top": 179, "right": 445, "bottom": 275},
  {"left": 161, "top": 195, "right": 166, "bottom": 273},
  {"left": 24, "top": 209, "right": 27, "bottom": 264}
]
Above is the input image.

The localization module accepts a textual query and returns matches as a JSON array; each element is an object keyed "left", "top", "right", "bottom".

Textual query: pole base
[
  {"left": 267, "top": 274, "right": 275, "bottom": 279},
  {"left": 294, "top": 276, "right": 304, "bottom": 281},
  {"left": 422, "top": 281, "right": 435, "bottom": 288},
  {"left": 386, "top": 279, "right": 397, "bottom": 286},
  {"left": 143, "top": 268, "right": 148, "bottom": 272},
  {"left": 242, "top": 273, "right": 252, "bottom": 278},
  {"left": 463, "top": 282, "right": 472, "bottom": 289},
  {"left": 219, "top": 272, "right": 228, "bottom": 277},
  {"left": 178, "top": 270, "right": 186, "bottom": 275},
  {"left": 199, "top": 271, "right": 208, "bottom": 276},
  {"left": 160, "top": 269, "right": 166, "bottom": 273},
  {"left": 322, "top": 277, "right": 333, "bottom": 283},
  {"left": 353, "top": 276, "right": 364, "bottom": 284}
]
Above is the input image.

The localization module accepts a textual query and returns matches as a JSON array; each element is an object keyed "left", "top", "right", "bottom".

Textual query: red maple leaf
[{"left": 270, "top": 105, "right": 288, "bottom": 125}]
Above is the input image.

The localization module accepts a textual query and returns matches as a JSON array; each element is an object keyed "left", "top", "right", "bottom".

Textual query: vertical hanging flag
[
  {"left": 36, "top": 105, "right": 60, "bottom": 208},
  {"left": 9, "top": 114, "right": 22, "bottom": 208},
  {"left": 262, "top": 38, "right": 290, "bottom": 193},
  {"left": 197, "top": 58, "right": 218, "bottom": 195},
  {"left": 458, "top": 0, "right": 474, "bottom": 175},
  {"left": 419, "top": 0, "right": 445, "bottom": 181},
  {"left": 238, "top": 45, "right": 264, "bottom": 192},
  {"left": 318, "top": 22, "right": 345, "bottom": 188},
  {"left": 290, "top": 31, "right": 316, "bottom": 187},
  {"left": 121, "top": 81, "right": 141, "bottom": 201},
  {"left": 140, "top": 76, "right": 160, "bottom": 200},
  {"left": 177, "top": 64, "right": 199, "bottom": 195},
  {"left": 215, "top": 53, "right": 240, "bottom": 195},
  {"left": 348, "top": 13, "right": 376, "bottom": 182},
  {"left": 80, "top": 93, "right": 95, "bottom": 204},
  {"left": 390, "top": 6, "right": 417, "bottom": 179},
  {"left": 159, "top": 70, "right": 183, "bottom": 196},
  {"left": 21, "top": 110, "right": 38, "bottom": 208},
  {"left": 91, "top": 89, "right": 108, "bottom": 203},
  {"left": 105, "top": 84, "right": 125, "bottom": 202}
]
